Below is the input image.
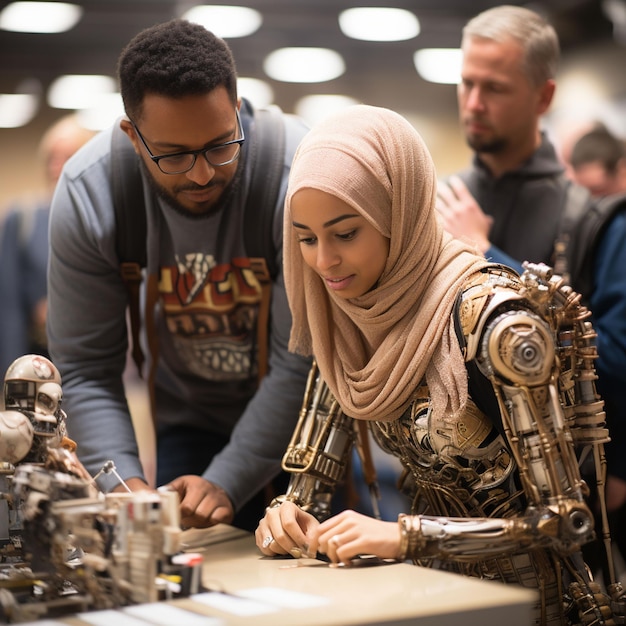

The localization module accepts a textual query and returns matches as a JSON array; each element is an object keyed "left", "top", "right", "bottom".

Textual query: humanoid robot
[
  {"left": 0, "top": 354, "right": 68, "bottom": 462},
  {"left": 0, "top": 355, "right": 196, "bottom": 623},
  {"left": 271, "top": 263, "right": 626, "bottom": 625},
  {"left": 0, "top": 354, "right": 82, "bottom": 563}
]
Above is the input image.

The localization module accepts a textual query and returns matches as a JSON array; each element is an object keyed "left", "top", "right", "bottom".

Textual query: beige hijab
[{"left": 284, "top": 105, "right": 489, "bottom": 422}]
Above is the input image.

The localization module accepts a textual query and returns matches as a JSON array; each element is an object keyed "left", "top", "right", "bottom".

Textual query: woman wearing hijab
[{"left": 255, "top": 105, "right": 624, "bottom": 625}]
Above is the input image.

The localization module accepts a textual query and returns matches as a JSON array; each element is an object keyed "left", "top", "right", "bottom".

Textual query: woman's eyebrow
[{"left": 292, "top": 214, "right": 360, "bottom": 229}]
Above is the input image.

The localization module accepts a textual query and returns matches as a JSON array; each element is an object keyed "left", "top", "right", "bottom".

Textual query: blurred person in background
[
  {"left": 436, "top": 4, "right": 584, "bottom": 275},
  {"left": 570, "top": 127, "right": 626, "bottom": 198},
  {"left": 0, "top": 114, "right": 95, "bottom": 377},
  {"left": 569, "top": 125, "right": 626, "bottom": 578}
]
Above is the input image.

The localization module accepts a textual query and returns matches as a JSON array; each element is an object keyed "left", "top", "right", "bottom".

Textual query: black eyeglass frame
[{"left": 130, "top": 108, "right": 245, "bottom": 174}]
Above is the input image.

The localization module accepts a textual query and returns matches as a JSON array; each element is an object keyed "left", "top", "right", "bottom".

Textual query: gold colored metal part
[{"left": 277, "top": 362, "right": 356, "bottom": 520}]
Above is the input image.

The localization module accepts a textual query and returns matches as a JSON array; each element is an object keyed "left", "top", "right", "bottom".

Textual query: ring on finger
[{"left": 262, "top": 535, "right": 274, "bottom": 548}]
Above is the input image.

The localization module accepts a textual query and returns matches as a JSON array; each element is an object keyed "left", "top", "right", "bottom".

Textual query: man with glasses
[{"left": 46, "top": 19, "right": 311, "bottom": 531}]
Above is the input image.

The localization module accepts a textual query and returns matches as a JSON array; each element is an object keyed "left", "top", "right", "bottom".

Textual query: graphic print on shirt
[{"left": 159, "top": 253, "right": 262, "bottom": 381}]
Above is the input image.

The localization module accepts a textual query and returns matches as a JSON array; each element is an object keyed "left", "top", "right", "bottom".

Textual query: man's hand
[
  {"left": 167, "top": 475, "right": 234, "bottom": 528},
  {"left": 436, "top": 175, "right": 493, "bottom": 254}
]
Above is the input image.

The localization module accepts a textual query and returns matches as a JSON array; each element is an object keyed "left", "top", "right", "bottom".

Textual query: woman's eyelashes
[
  {"left": 337, "top": 229, "right": 357, "bottom": 241},
  {"left": 297, "top": 235, "right": 316, "bottom": 246}
]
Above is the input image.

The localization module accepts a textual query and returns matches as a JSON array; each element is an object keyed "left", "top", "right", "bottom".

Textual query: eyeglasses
[{"left": 131, "top": 108, "right": 245, "bottom": 174}]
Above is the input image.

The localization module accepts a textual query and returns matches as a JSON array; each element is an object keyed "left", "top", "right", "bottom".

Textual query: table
[{"left": 23, "top": 525, "right": 537, "bottom": 625}]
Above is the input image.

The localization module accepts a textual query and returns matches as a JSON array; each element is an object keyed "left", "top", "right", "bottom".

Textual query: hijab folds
[{"left": 284, "top": 105, "right": 489, "bottom": 423}]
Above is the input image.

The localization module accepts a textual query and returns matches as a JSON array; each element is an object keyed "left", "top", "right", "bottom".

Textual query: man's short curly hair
[{"left": 117, "top": 18, "right": 238, "bottom": 122}]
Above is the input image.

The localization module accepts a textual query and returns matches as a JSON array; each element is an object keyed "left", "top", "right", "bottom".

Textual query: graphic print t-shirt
[
  {"left": 154, "top": 194, "right": 268, "bottom": 388},
  {"left": 159, "top": 252, "right": 263, "bottom": 381}
]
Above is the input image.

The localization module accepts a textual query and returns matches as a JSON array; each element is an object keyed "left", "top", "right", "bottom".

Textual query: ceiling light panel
[
  {"left": 295, "top": 94, "right": 361, "bottom": 127},
  {"left": 77, "top": 93, "right": 125, "bottom": 131},
  {"left": 0, "top": 1, "right": 82, "bottom": 33},
  {"left": 339, "top": 7, "right": 420, "bottom": 42},
  {"left": 413, "top": 49, "right": 462, "bottom": 84},
  {"left": 47, "top": 74, "right": 117, "bottom": 109},
  {"left": 238, "top": 77, "right": 274, "bottom": 108},
  {"left": 182, "top": 5, "right": 262, "bottom": 38},
  {"left": 0, "top": 93, "right": 38, "bottom": 128},
  {"left": 264, "top": 48, "right": 345, "bottom": 83}
]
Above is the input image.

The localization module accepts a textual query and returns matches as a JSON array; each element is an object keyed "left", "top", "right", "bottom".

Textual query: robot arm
[
  {"left": 398, "top": 505, "right": 591, "bottom": 561},
  {"left": 269, "top": 362, "right": 356, "bottom": 521},
  {"left": 480, "top": 308, "right": 593, "bottom": 546},
  {"left": 400, "top": 264, "right": 604, "bottom": 561}
]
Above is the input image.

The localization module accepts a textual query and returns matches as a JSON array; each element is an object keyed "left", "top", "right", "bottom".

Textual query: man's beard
[
  {"left": 139, "top": 159, "right": 242, "bottom": 219},
  {"left": 465, "top": 128, "right": 508, "bottom": 155}
]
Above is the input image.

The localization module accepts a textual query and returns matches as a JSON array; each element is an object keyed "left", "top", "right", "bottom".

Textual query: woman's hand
[
  {"left": 309, "top": 510, "right": 401, "bottom": 565},
  {"left": 255, "top": 500, "right": 319, "bottom": 558}
]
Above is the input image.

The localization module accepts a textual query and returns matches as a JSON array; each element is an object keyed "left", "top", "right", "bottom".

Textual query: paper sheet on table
[{"left": 181, "top": 523, "right": 250, "bottom": 550}]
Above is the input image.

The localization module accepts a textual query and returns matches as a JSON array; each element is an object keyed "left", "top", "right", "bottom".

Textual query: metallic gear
[{"left": 276, "top": 263, "right": 625, "bottom": 625}]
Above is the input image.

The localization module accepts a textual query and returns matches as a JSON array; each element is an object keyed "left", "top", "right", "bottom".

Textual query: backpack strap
[
  {"left": 241, "top": 105, "right": 286, "bottom": 382},
  {"left": 111, "top": 123, "right": 147, "bottom": 376},
  {"left": 243, "top": 105, "right": 286, "bottom": 279}
]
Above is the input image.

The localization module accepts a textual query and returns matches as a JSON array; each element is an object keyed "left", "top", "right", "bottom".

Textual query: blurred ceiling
[{"left": 0, "top": 0, "right": 621, "bottom": 124}]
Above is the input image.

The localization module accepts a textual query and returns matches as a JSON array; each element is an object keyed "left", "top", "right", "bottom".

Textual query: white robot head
[{"left": 4, "top": 355, "right": 62, "bottom": 437}]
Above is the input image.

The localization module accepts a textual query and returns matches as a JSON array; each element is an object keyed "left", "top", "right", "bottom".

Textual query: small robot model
[{"left": 0, "top": 355, "right": 200, "bottom": 623}]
